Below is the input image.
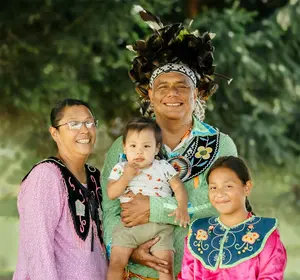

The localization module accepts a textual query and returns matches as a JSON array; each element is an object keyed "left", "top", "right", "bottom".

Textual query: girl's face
[
  {"left": 208, "top": 167, "right": 252, "bottom": 215},
  {"left": 123, "top": 129, "right": 160, "bottom": 169}
]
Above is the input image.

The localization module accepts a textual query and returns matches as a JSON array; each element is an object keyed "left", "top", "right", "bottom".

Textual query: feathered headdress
[{"left": 128, "top": 5, "right": 231, "bottom": 119}]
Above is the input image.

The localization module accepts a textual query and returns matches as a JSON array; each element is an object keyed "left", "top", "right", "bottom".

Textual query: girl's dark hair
[
  {"left": 123, "top": 117, "right": 163, "bottom": 147},
  {"left": 50, "top": 98, "right": 94, "bottom": 127},
  {"left": 207, "top": 156, "right": 254, "bottom": 215}
]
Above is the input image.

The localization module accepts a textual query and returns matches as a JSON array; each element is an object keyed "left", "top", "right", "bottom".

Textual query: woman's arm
[
  {"left": 257, "top": 230, "right": 287, "bottom": 280},
  {"left": 17, "top": 163, "right": 63, "bottom": 280}
]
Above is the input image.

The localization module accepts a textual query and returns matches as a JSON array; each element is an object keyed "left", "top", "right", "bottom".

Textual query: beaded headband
[{"left": 149, "top": 63, "right": 197, "bottom": 88}]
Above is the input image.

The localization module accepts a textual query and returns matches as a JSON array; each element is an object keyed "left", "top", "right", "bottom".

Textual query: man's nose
[{"left": 166, "top": 86, "right": 180, "bottom": 97}]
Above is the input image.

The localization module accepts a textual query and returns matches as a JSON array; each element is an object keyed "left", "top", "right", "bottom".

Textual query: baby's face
[{"left": 123, "top": 129, "right": 159, "bottom": 169}]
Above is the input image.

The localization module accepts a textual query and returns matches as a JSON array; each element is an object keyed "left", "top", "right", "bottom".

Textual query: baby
[{"left": 106, "top": 117, "right": 189, "bottom": 280}]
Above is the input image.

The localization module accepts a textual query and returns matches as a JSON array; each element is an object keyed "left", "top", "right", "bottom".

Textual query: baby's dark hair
[
  {"left": 123, "top": 117, "right": 163, "bottom": 147},
  {"left": 207, "top": 156, "right": 254, "bottom": 215},
  {"left": 50, "top": 98, "right": 94, "bottom": 127}
]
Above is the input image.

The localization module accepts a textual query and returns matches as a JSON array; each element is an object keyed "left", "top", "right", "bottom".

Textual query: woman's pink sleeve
[
  {"left": 258, "top": 229, "right": 287, "bottom": 280},
  {"left": 177, "top": 237, "right": 197, "bottom": 280},
  {"left": 17, "top": 163, "right": 64, "bottom": 280}
]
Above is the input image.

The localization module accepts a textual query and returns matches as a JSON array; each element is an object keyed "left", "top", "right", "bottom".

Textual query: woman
[
  {"left": 101, "top": 6, "right": 238, "bottom": 280},
  {"left": 13, "top": 99, "right": 107, "bottom": 280}
]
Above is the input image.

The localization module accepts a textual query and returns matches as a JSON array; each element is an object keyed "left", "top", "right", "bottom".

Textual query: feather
[
  {"left": 132, "top": 5, "right": 164, "bottom": 31},
  {"left": 126, "top": 45, "right": 135, "bottom": 52}
]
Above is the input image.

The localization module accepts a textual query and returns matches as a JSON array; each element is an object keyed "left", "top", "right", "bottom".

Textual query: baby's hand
[
  {"left": 123, "top": 162, "right": 140, "bottom": 181},
  {"left": 168, "top": 207, "right": 190, "bottom": 228}
]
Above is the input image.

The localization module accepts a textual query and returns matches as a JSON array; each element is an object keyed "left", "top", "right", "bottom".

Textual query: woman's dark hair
[
  {"left": 207, "top": 156, "right": 254, "bottom": 215},
  {"left": 123, "top": 117, "right": 163, "bottom": 148},
  {"left": 50, "top": 98, "right": 94, "bottom": 127}
]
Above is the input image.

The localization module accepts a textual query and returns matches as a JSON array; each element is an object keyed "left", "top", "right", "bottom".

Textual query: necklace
[{"left": 179, "top": 124, "right": 193, "bottom": 144}]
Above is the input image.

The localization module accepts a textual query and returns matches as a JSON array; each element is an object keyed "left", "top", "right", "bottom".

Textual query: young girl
[
  {"left": 106, "top": 117, "right": 190, "bottom": 280},
  {"left": 178, "top": 156, "right": 287, "bottom": 280}
]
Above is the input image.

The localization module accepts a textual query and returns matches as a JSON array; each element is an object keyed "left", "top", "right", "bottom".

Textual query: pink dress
[
  {"left": 178, "top": 216, "right": 287, "bottom": 280},
  {"left": 13, "top": 161, "right": 108, "bottom": 280}
]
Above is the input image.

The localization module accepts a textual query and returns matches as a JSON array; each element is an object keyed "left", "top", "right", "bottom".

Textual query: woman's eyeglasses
[{"left": 55, "top": 120, "right": 98, "bottom": 130}]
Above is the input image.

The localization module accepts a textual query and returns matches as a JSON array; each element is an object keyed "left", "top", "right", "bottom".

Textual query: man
[{"left": 101, "top": 6, "right": 237, "bottom": 279}]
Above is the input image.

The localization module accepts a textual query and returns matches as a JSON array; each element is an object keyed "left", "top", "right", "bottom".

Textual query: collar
[
  {"left": 188, "top": 216, "right": 278, "bottom": 270},
  {"left": 164, "top": 116, "right": 217, "bottom": 153}
]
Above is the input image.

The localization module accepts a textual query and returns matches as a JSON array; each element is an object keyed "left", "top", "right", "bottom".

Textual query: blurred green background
[{"left": 0, "top": 0, "right": 300, "bottom": 279}]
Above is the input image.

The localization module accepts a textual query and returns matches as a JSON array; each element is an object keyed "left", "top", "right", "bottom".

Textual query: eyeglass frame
[{"left": 54, "top": 119, "right": 99, "bottom": 130}]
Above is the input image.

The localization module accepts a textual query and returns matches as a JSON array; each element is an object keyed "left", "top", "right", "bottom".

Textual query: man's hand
[
  {"left": 131, "top": 237, "right": 169, "bottom": 274},
  {"left": 121, "top": 193, "right": 150, "bottom": 227}
]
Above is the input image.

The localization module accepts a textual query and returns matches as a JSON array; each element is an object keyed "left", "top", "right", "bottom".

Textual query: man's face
[{"left": 148, "top": 72, "right": 197, "bottom": 121}]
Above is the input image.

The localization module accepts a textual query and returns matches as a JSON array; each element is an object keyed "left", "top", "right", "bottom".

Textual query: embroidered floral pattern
[
  {"left": 195, "top": 146, "right": 213, "bottom": 159},
  {"left": 196, "top": 229, "right": 208, "bottom": 241},
  {"left": 242, "top": 232, "right": 260, "bottom": 245}
]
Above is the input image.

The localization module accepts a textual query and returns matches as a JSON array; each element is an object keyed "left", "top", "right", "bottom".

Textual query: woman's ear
[
  {"left": 245, "top": 180, "right": 253, "bottom": 196},
  {"left": 49, "top": 126, "right": 59, "bottom": 144}
]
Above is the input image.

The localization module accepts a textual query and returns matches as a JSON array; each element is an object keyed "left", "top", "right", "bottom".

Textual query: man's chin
[{"left": 163, "top": 113, "right": 184, "bottom": 120}]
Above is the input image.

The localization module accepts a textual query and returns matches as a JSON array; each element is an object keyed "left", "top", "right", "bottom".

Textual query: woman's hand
[
  {"left": 121, "top": 193, "right": 150, "bottom": 227},
  {"left": 131, "top": 237, "right": 169, "bottom": 274}
]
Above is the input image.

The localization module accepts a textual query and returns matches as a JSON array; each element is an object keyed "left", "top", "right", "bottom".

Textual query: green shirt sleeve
[
  {"left": 218, "top": 133, "right": 238, "bottom": 157},
  {"left": 101, "top": 136, "right": 123, "bottom": 256}
]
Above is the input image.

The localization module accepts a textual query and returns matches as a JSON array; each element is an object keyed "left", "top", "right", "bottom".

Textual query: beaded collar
[{"left": 22, "top": 157, "right": 104, "bottom": 251}]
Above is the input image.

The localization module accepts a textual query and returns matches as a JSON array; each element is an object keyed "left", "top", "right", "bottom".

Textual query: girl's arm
[
  {"left": 177, "top": 237, "right": 196, "bottom": 280},
  {"left": 258, "top": 229, "right": 287, "bottom": 280}
]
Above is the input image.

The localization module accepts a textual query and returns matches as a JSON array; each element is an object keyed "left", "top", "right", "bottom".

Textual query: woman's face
[
  {"left": 148, "top": 72, "right": 197, "bottom": 122},
  {"left": 50, "top": 105, "right": 97, "bottom": 159}
]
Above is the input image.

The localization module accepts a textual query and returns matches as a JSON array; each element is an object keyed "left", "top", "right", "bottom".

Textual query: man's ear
[
  {"left": 148, "top": 88, "right": 153, "bottom": 102},
  {"left": 49, "top": 126, "right": 59, "bottom": 144},
  {"left": 245, "top": 180, "right": 253, "bottom": 196},
  {"left": 194, "top": 87, "right": 198, "bottom": 101}
]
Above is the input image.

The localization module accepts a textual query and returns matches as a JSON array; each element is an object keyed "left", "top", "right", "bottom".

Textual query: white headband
[{"left": 149, "top": 63, "right": 197, "bottom": 88}]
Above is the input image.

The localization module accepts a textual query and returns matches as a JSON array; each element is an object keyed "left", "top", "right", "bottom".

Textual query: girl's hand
[{"left": 168, "top": 207, "right": 190, "bottom": 228}]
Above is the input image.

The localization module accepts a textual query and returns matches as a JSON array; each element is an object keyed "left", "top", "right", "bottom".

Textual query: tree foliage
[{"left": 0, "top": 0, "right": 299, "bottom": 167}]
